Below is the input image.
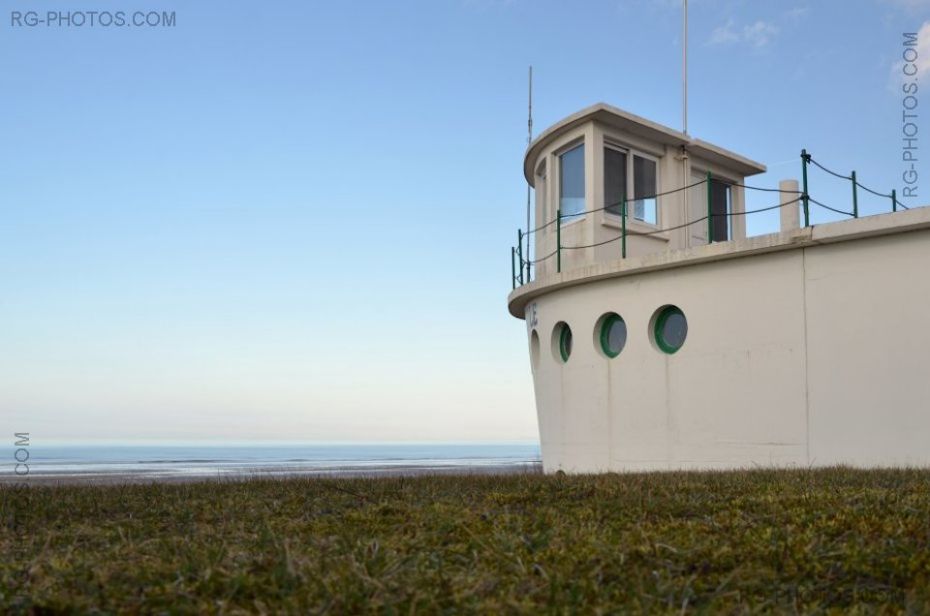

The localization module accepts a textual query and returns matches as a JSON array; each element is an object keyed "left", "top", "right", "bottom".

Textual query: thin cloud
[
  {"left": 460, "top": 0, "right": 516, "bottom": 9},
  {"left": 709, "top": 18, "right": 779, "bottom": 48},
  {"left": 784, "top": 6, "right": 810, "bottom": 21},
  {"left": 743, "top": 20, "right": 779, "bottom": 47},
  {"left": 880, "top": 0, "right": 930, "bottom": 13},
  {"left": 891, "top": 20, "right": 930, "bottom": 83},
  {"left": 709, "top": 18, "right": 740, "bottom": 45}
]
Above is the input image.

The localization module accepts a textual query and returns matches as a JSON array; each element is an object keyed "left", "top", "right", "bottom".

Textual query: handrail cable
[
  {"left": 515, "top": 151, "right": 918, "bottom": 286},
  {"left": 808, "top": 196, "right": 854, "bottom": 217},
  {"left": 559, "top": 196, "right": 802, "bottom": 251},
  {"left": 524, "top": 177, "right": 709, "bottom": 236},
  {"left": 807, "top": 156, "right": 852, "bottom": 181}
]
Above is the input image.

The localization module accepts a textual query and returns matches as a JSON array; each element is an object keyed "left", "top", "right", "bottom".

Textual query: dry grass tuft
[{"left": 3, "top": 467, "right": 930, "bottom": 612}]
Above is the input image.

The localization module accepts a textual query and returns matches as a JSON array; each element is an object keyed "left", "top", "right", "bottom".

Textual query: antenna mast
[
  {"left": 525, "top": 66, "right": 533, "bottom": 281},
  {"left": 682, "top": 0, "right": 688, "bottom": 135},
  {"left": 528, "top": 65, "right": 533, "bottom": 146}
]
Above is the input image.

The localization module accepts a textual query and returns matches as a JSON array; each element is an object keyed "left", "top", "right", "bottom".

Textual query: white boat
[{"left": 509, "top": 103, "right": 930, "bottom": 473}]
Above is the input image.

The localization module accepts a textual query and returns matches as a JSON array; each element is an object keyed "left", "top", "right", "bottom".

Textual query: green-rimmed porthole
[
  {"left": 552, "top": 322, "right": 573, "bottom": 363},
  {"left": 653, "top": 305, "right": 688, "bottom": 354},
  {"left": 597, "top": 313, "right": 627, "bottom": 358},
  {"left": 530, "top": 330, "right": 540, "bottom": 369}
]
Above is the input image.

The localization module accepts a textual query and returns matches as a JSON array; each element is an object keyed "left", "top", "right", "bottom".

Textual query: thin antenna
[
  {"left": 525, "top": 65, "right": 533, "bottom": 281},
  {"left": 528, "top": 66, "right": 533, "bottom": 145},
  {"left": 682, "top": 0, "right": 688, "bottom": 135}
]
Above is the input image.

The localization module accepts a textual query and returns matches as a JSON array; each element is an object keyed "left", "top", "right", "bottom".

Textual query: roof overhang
[{"left": 523, "top": 102, "right": 767, "bottom": 185}]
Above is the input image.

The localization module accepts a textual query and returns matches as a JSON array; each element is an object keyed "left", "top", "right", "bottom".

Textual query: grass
[{"left": 2, "top": 468, "right": 930, "bottom": 613}]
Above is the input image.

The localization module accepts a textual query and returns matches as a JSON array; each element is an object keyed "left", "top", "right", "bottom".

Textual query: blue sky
[{"left": 1, "top": 0, "right": 927, "bottom": 443}]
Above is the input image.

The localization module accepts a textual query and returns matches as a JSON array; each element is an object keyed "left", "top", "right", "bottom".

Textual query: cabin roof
[{"left": 523, "top": 102, "right": 767, "bottom": 185}]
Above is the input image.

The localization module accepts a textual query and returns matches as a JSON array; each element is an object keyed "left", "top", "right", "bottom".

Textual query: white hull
[{"left": 510, "top": 210, "right": 930, "bottom": 473}]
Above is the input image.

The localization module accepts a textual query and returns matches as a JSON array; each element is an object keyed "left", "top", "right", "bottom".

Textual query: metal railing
[
  {"left": 800, "top": 149, "right": 907, "bottom": 226},
  {"left": 510, "top": 151, "right": 916, "bottom": 290}
]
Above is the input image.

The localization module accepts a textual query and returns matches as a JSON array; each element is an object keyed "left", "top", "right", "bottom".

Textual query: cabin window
[
  {"left": 689, "top": 172, "right": 732, "bottom": 245},
  {"left": 710, "top": 179, "right": 731, "bottom": 242},
  {"left": 633, "top": 155, "right": 658, "bottom": 224},
  {"left": 604, "top": 148, "right": 627, "bottom": 217},
  {"left": 559, "top": 144, "right": 585, "bottom": 221},
  {"left": 604, "top": 146, "right": 658, "bottom": 224},
  {"left": 535, "top": 162, "right": 548, "bottom": 227}
]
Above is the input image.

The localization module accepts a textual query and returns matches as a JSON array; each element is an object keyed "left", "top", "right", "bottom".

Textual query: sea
[{"left": 5, "top": 443, "right": 542, "bottom": 482}]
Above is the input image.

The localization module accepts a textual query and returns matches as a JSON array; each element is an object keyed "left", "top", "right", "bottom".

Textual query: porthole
[
  {"left": 530, "top": 330, "right": 540, "bottom": 369},
  {"left": 596, "top": 313, "right": 627, "bottom": 358},
  {"left": 552, "top": 322, "right": 573, "bottom": 363},
  {"left": 653, "top": 305, "right": 687, "bottom": 354}
]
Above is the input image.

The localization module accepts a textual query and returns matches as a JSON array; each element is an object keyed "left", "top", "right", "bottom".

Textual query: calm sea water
[{"left": 11, "top": 443, "right": 541, "bottom": 480}]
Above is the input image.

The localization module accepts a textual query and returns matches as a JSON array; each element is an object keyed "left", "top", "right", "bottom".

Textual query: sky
[{"left": 1, "top": 0, "right": 927, "bottom": 444}]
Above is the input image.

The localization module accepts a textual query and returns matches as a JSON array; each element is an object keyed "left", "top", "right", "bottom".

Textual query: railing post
[
  {"left": 511, "top": 247, "right": 516, "bottom": 290},
  {"left": 706, "top": 170, "right": 713, "bottom": 244},
  {"left": 517, "top": 230, "right": 524, "bottom": 285},
  {"left": 525, "top": 231, "right": 531, "bottom": 283},
  {"left": 801, "top": 149, "right": 810, "bottom": 227},
  {"left": 556, "top": 208, "right": 562, "bottom": 273},
  {"left": 621, "top": 196, "right": 627, "bottom": 259},
  {"left": 851, "top": 170, "right": 859, "bottom": 218},
  {"left": 892, "top": 189, "right": 898, "bottom": 213}
]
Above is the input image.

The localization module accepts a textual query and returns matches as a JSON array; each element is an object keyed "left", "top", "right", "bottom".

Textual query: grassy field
[{"left": 2, "top": 468, "right": 930, "bottom": 613}]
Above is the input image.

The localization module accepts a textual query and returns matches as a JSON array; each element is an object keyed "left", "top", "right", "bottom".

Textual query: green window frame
[
  {"left": 654, "top": 306, "right": 687, "bottom": 354},
  {"left": 558, "top": 323, "right": 573, "bottom": 362}
]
